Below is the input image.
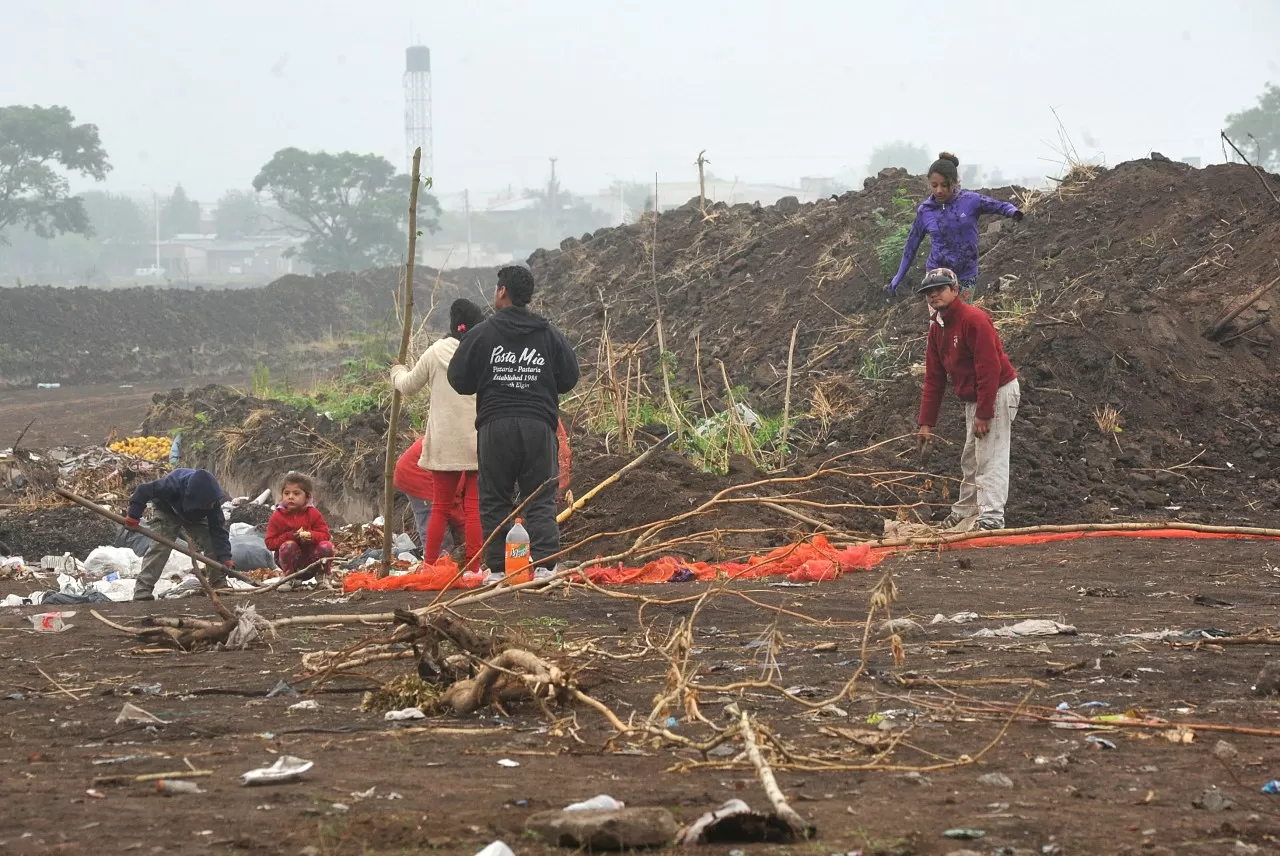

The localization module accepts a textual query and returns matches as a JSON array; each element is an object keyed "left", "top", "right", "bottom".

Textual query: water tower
[{"left": 404, "top": 45, "right": 433, "bottom": 177}]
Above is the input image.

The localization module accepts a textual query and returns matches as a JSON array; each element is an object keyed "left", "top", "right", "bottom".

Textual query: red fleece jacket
[
  {"left": 265, "top": 504, "right": 332, "bottom": 551},
  {"left": 918, "top": 299, "right": 1017, "bottom": 426}
]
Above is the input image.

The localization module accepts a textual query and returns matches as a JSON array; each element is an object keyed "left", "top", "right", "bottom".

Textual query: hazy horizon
[{"left": 7, "top": 0, "right": 1279, "bottom": 203}]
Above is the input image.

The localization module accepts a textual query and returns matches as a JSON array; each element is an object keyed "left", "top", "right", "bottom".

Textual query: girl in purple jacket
[{"left": 888, "top": 153, "right": 1023, "bottom": 299}]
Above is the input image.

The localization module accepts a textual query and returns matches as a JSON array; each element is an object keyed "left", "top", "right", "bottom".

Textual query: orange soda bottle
[{"left": 505, "top": 518, "right": 532, "bottom": 583}]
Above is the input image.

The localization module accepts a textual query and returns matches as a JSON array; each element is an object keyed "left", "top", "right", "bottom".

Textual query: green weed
[{"left": 874, "top": 187, "right": 918, "bottom": 277}]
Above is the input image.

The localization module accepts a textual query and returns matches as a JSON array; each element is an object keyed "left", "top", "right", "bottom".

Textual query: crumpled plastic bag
[
  {"left": 971, "top": 619, "right": 1077, "bottom": 638},
  {"left": 83, "top": 546, "right": 142, "bottom": 580}
]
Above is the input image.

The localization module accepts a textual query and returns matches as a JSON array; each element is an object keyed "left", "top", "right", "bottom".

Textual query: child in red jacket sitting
[{"left": 264, "top": 471, "right": 335, "bottom": 580}]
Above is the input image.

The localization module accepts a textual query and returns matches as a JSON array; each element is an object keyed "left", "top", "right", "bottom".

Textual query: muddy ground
[{"left": 3, "top": 537, "right": 1280, "bottom": 855}]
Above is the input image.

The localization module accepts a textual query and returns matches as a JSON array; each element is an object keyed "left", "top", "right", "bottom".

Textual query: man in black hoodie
[
  {"left": 448, "top": 265, "right": 580, "bottom": 574},
  {"left": 124, "top": 468, "right": 233, "bottom": 601}
]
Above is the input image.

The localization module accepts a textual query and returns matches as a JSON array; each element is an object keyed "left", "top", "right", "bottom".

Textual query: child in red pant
[{"left": 264, "top": 471, "right": 335, "bottom": 580}]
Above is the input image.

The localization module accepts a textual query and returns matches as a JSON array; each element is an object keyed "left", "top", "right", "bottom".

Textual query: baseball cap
[{"left": 916, "top": 268, "right": 959, "bottom": 294}]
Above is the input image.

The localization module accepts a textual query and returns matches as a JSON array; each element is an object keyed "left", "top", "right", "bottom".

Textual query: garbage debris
[
  {"left": 497, "top": 758, "right": 520, "bottom": 768},
  {"left": 565, "top": 795, "right": 625, "bottom": 811},
  {"left": 156, "top": 779, "right": 204, "bottom": 795},
  {"left": 976, "top": 772, "right": 1014, "bottom": 789},
  {"left": 971, "top": 619, "right": 1077, "bottom": 638},
  {"left": 1193, "top": 786, "right": 1233, "bottom": 811},
  {"left": 287, "top": 699, "right": 319, "bottom": 713},
  {"left": 266, "top": 679, "right": 299, "bottom": 698},
  {"left": 224, "top": 604, "right": 272, "bottom": 650},
  {"left": 473, "top": 843, "right": 516, "bottom": 856},
  {"left": 241, "top": 755, "right": 314, "bottom": 786},
  {"left": 384, "top": 708, "right": 426, "bottom": 721},
  {"left": 676, "top": 799, "right": 800, "bottom": 845},
  {"left": 115, "top": 702, "right": 167, "bottom": 725},
  {"left": 1261, "top": 780, "right": 1280, "bottom": 795},
  {"left": 1085, "top": 735, "right": 1118, "bottom": 750},
  {"left": 930, "top": 611, "right": 980, "bottom": 625},
  {"left": 29, "top": 611, "right": 74, "bottom": 632},
  {"left": 84, "top": 546, "right": 142, "bottom": 579},
  {"left": 943, "top": 828, "right": 986, "bottom": 840}
]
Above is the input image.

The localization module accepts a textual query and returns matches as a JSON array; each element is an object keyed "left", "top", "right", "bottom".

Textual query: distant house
[{"left": 156, "top": 235, "right": 308, "bottom": 280}]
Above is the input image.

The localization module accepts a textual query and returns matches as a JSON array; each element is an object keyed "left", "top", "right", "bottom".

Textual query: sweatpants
[
  {"left": 427, "top": 470, "right": 482, "bottom": 570},
  {"left": 134, "top": 507, "right": 228, "bottom": 600},
  {"left": 952, "top": 379, "right": 1020, "bottom": 528},
  {"left": 478, "top": 416, "right": 560, "bottom": 572}
]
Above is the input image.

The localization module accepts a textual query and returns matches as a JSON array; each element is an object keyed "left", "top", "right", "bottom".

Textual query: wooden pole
[
  {"left": 695, "top": 150, "right": 709, "bottom": 215},
  {"left": 1204, "top": 274, "right": 1280, "bottom": 341},
  {"left": 779, "top": 321, "right": 799, "bottom": 468},
  {"left": 556, "top": 433, "right": 676, "bottom": 524},
  {"left": 381, "top": 147, "right": 422, "bottom": 578}
]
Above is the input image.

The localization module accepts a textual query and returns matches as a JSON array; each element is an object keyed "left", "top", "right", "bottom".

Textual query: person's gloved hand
[
  {"left": 1012, "top": 210, "right": 1024, "bottom": 222},
  {"left": 124, "top": 516, "right": 140, "bottom": 529},
  {"left": 888, "top": 277, "right": 901, "bottom": 296},
  {"left": 223, "top": 560, "right": 235, "bottom": 571}
]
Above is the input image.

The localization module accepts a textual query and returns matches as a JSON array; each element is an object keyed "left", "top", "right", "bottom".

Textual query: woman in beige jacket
[{"left": 390, "top": 299, "right": 487, "bottom": 569}]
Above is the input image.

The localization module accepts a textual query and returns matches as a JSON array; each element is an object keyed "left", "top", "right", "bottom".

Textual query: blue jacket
[
  {"left": 127, "top": 468, "right": 232, "bottom": 562},
  {"left": 890, "top": 190, "right": 1019, "bottom": 288}
]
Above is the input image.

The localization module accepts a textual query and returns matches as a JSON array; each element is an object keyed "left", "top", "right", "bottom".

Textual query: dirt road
[{"left": 0, "top": 377, "right": 245, "bottom": 448}]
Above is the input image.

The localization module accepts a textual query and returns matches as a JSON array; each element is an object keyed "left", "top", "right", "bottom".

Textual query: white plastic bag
[{"left": 84, "top": 546, "right": 143, "bottom": 580}]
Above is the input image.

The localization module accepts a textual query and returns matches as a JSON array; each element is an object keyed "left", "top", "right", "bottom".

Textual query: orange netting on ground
[
  {"left": 342, "top": 535, "right": 878, "bottom": 592},
  {"left": 342, "top": 527, "right": 1280, "bottom": 593}
]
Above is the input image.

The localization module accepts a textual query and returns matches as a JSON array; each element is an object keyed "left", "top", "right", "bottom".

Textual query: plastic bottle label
[{"left": 506, "top": 543, "right": 530, "bottom": 559}]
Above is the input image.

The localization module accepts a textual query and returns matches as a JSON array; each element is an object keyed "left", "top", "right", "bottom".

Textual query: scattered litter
[
  {"left": 287, "top": 700, "right": 319, "bottom": 713},
  {"left": 1193, "top": 594, "right": 1235, "bottom": 609},
  {"left": 115, "top": 703, "right": 167, "bottom": 725},
  {"left": 664, "top": 716, "right": 678, "bottom": 728},
  {"left": 1193, "top": 787, "right": 1233, "bottom": 811},
  {"left": 241, "top": 755, "right": 314, "bottom": 786},
  {"left": 30, "top": 611, "right": 74, "bottom": 632},
  {"left": 942, "top": 828, "right": 986, "bottom": 840},
  {"left": 384, "top": 708, "right": 426, "bottom": 721},
  {"left": 85, "top": 789, "right": 106, "bottom": 799},
  {"left": 474, "top": 843, "right": 516, "bottom": 856},
  {"left": 1079, "top": 701, "right": 1109, "bottom": 709},
  {"left": 1119, "top": 628, "right": 1230, "bottom": 643},
  {"left": 266, "top": 680, "right": 299, "bottom": 699},
  {"left": 497, "top": 758, "right": 520, "bottom": 768},
  {"left": 812, "top": 641, "right": 838, "bottom": 652},
  {"left": 1085, "top": 735, "right": 1118, "bottom": 750},
  {"left": 768, "top": 581, "right": 813, "bottom": 588},
  {"left": 565, "top": 795, "right": 625, "bottom": 811},
  {"left": 156, "top": 779, "right": 204, "bottom": 795},
  {"left": 1252, "top": 663, "right": 1280, "bottom": 696},
  {"left": 224, "top": 603, "right": 272, "bottom": 650},
  {"left": 971, "top": 619, "right": 1076, "bottom": 638},
  {"left": 930, "top": 611, "right": 979, "bottom": 625},
  {"left": 1214, "top": 740, "right": 1239, "bottom": 760},
  {"left": 976, "top": 772, "right": 1014, "bottom": 789},
  {"left": 1261, "top": 780, "right": 1280, "bottom": 795},
  {"left": 877, "top": 617, "right": 922, "bottom": 637}
]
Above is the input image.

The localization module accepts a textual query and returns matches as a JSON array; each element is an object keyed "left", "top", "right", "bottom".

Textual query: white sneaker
[
  {"left": 533, "top": 566, "right": 557, "bottom": 581},
  {"left": 482, "top": 570, "right": 506, "bottom": 585}
]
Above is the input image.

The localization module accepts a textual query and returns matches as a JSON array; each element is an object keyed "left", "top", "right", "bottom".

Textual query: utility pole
[
  {"left": 463, "top": 188, "right": 472, "bottom": 268},
  {"left": 695, "top": 150, "right": 710, "bottom": 215}
]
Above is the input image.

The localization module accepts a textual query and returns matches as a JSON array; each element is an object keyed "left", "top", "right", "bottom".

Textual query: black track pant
[{"left": 477, "top": 416, "right": 560, "bottom": 571}]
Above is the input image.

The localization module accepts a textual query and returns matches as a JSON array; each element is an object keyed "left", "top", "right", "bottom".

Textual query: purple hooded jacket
[{"left": 890, "top": 190, "right": 1019, "bottom": 289}]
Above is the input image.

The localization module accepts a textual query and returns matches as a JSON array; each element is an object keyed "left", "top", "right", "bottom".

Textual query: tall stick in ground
[
  {"left": 381, "top": 147, "right": 423, "bottom": 578},
  {"left": 779, "top": 322, "right": 799, "bottom": 469}
]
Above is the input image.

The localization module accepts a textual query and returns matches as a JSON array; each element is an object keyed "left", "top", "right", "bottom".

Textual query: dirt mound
[
  {"left": 0, "top": 266, "right": 497, "bottom": 388},
  {"left": 140, "top": 384, "right": 414, "bottom": 530},
  {"left": 531, "top": 159, "right": 1280, "bottom": 527},
  {"left": 0, "top": 505, "right": 116, "bottom": 560}
]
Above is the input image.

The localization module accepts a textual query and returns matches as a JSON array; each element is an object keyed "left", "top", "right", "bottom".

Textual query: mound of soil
[
  {"left": 0, "top": 505, "right": 116, "bottom": 560},
  {"left": 531, "top": 159, "right": 1280, "bottom": 528},
  {"left": 141, "top": 385, "right": 415, "bottom": 530},
  {"left": 0, "top": 266, "right": 497, "bottom": 388}
]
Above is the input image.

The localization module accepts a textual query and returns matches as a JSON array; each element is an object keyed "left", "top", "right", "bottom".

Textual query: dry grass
[{"left": 1093, "top": 404, "right": 1122, "bottom": 435}]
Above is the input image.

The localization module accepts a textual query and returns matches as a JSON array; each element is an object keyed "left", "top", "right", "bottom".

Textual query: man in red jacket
[{"left": 916, "top": 268, "right": 1021, "bottom": 531}]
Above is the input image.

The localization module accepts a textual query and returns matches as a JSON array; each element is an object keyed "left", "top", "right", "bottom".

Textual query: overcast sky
[{"left": 7, "top": 0, "right": 1278, "bottom": 205}]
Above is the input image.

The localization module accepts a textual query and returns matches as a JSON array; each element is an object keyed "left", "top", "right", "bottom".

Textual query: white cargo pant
[{"left": 952, "top": 379, "right": 1020, "bottom": 527}]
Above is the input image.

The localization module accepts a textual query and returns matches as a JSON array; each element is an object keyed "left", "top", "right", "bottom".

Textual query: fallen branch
[
  {"left": 556, "top": 432, "right": 677, "bottom": 524},
  {"left": 1204, "top": 274, "right": 1280, "bottom": 341},
  {"left": 739, "top": 710, "right": 812, "bottom": 839}
]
